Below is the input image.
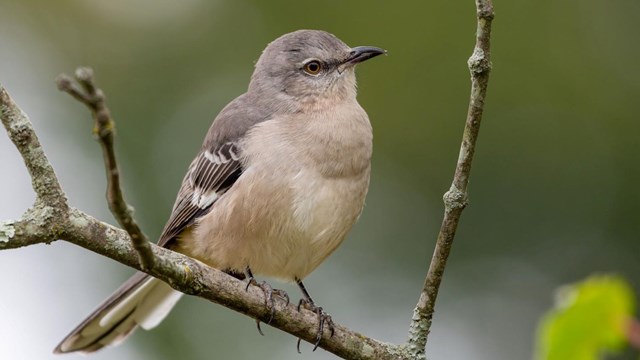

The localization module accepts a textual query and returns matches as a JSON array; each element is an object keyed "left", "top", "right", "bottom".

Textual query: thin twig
[
  {"left": 56, "top": 68, "right": 155, "bottom": 270},
  {"left": 407, "top": 0, "right": 495, "bottom": 357}
]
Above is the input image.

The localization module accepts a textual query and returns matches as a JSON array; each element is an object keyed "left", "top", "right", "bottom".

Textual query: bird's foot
[
  {"left": 296, "top": 298, "right": 335, "bottom": 352},
  {"left": 244, "top": 270, "right": 289, "bottom": 335}
]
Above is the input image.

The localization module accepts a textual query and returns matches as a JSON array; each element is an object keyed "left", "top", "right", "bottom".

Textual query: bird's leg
[
  {"left": 295, "top": 278, "right": 335, "bottom": 352},
  {"left": 243, "top": 267, "right": 290, "bottom": 335},
  {"left": 244, "top": 266, "right": 257, "bottom": 290}
]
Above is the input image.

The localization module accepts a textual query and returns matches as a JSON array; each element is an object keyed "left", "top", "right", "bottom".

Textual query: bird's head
[{"left": 249, "top": 30, "right": 385, "bottom": 109}]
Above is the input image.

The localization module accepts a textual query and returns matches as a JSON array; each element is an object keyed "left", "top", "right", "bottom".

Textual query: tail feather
[
  {"left": 54, "top": 273, "right": 183, "bottom": 354},
  {"left": 135, "top": 281, "right": 184, "bottom": 330}
]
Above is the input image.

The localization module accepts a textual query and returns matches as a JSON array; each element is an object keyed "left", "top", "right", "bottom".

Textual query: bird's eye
[{"left": 303, "top": 60, "right": 322, "bottom": 75}]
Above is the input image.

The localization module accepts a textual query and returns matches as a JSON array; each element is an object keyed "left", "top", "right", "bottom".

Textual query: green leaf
[{"left": 536, "top": 275, "right": 636, "bottom": 360}]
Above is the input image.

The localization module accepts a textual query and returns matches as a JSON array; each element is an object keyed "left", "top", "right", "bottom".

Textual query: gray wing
[{"left": 157, "top": 93, "right": 271, "bottom": 247}]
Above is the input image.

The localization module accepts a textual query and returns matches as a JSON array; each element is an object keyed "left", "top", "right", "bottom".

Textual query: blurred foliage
[{"left": 536, "top": 275, "right": 636, "bottom": 360}]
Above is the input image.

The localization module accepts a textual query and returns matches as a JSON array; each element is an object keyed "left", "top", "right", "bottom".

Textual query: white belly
[
  {"left": 284, "top": 168, "right": 370, "bottom": 278},
  {"left": 185, "top": 163, "right": 369, "bottom": 281}
]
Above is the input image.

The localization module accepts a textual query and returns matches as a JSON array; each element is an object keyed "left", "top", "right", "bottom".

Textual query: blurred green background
[{"left": 1, "top": 0, "right": 639, "bottom": 359}]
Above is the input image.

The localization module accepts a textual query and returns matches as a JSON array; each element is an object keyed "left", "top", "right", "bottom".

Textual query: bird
[{"left": 54, "top": 29, "right": 384, "bottom": 354}]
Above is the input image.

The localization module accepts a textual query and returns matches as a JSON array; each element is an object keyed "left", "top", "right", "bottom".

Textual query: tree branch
[
  {"left": 56, "top": 68, "right": 155, "bottom": 270},
  {"left": 408, "top": 0, "right": 495, "bottom": 357}
]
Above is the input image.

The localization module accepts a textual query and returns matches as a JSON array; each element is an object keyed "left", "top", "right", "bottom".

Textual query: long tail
[{"left": 53, "top": 272, "right": 183, "bottom": 354}]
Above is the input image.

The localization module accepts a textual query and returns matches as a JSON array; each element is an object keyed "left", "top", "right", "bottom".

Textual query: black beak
[{"left": 344, "top": 46, "right": 386, "bottom": 65}]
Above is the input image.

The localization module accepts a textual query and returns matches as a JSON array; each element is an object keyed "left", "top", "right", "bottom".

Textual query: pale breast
[{"left": 288, "top": 167, "right": 370, "bottom": 276}]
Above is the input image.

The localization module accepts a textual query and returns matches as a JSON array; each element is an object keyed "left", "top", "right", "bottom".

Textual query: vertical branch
[
  {"left": 407, "top": 0, "right": 495, "bottom": 357},
  {"left": 56, "top": 68, "right": 155, "bottom": 270}
]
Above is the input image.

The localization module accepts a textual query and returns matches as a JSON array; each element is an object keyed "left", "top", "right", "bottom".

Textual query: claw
[
  {"left": 297, "top": 297, "right": 335, "bottom": 351},
  {"left": 254, "top": 281, "right": 290, "bottom": 322},
  {"left": 278, "top": 289, "right": 291, "bottom": 306},
  {"left": 243, "top": 267, "right": 289, "bottom": 335},
  {"left": 255, "top": 319, "right": 265, "bottom": 336},
  {"left": 258, "top": 280, "right": 277, "bottom": 323}
]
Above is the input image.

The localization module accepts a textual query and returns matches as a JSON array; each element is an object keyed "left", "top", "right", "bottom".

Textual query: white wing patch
[
  {"left": 204, "top": 150, "right": 222, "bottom": 164},
  {"left": 191, "top": 188, "right": 220, "bottom": 209},
  {"left": 190, "top": 144, "right": 240, "bottom": 209},
  {"left": 204, "top": 142, "right": 240, "bottom": 164}
]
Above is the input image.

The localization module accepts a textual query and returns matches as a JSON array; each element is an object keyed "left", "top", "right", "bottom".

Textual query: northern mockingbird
[{"left": 54, "top": 29, "right": 384, "bottom": 354}]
